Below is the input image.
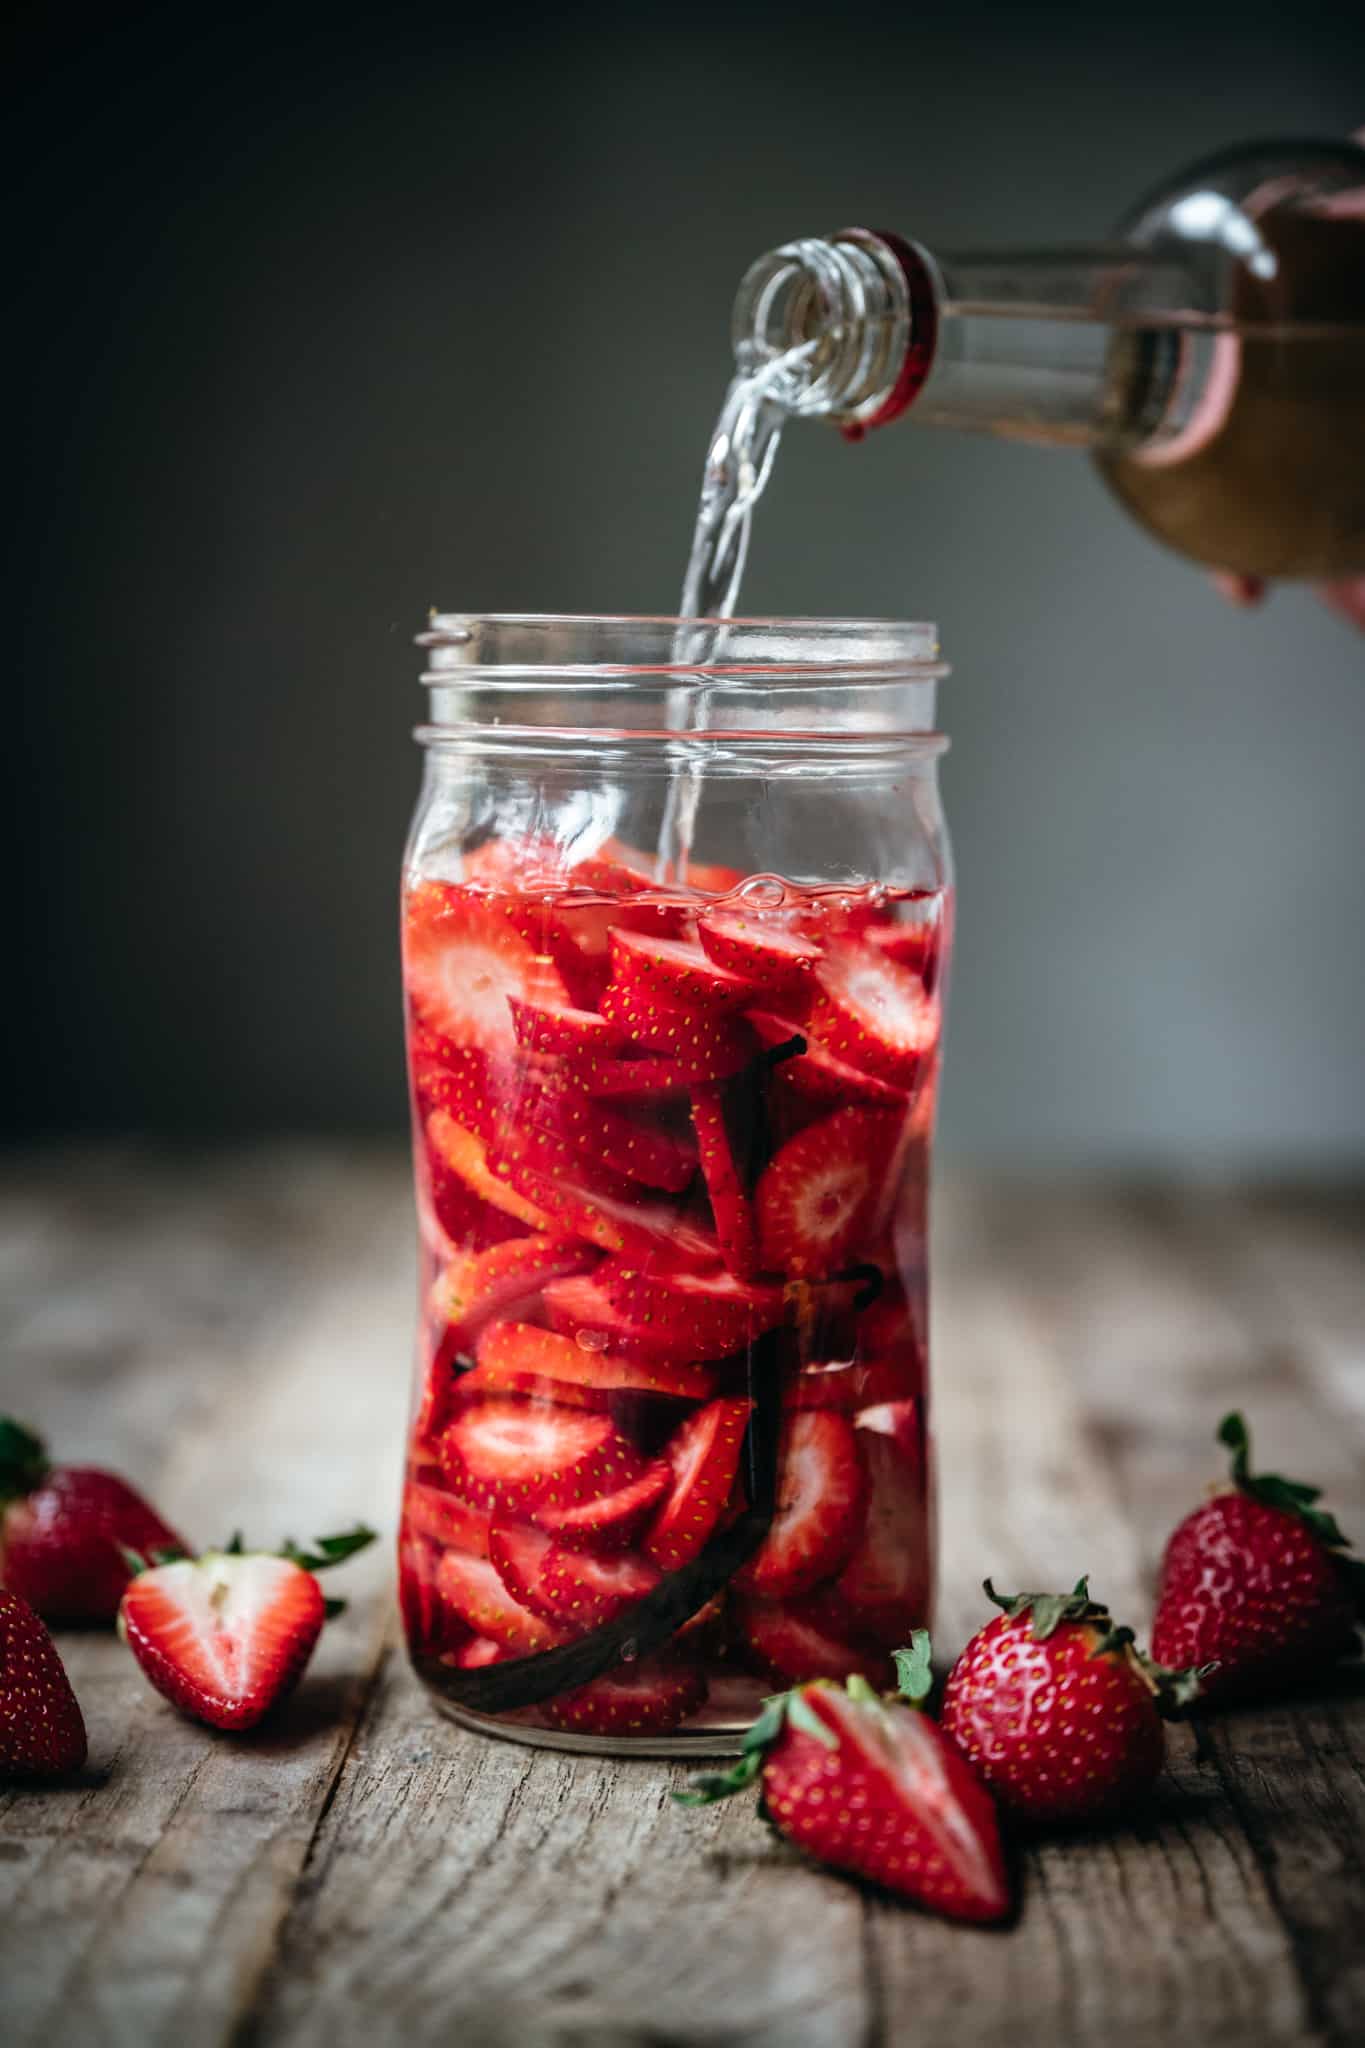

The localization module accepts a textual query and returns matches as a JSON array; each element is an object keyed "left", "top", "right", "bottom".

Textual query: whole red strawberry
[
  {"left": 0, "top": 1418, "right": 189, "bottom": 1625},
  {"left": 1151, "top": 1413, "right": 1362, "bottom": 1704},
  {"left": 676, "top": 1634, "right": 1010, "bottom": 1924},
  {"left": 940, "top": 1578, "right": 1201, "bottom": 1824},
  {"left": 0, "top": 1589, "right": 88, "bottom": 1777}
]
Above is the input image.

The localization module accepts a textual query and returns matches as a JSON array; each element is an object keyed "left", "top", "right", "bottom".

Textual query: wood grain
[{"left": 2, "top": 1151, "right": 1362, "bottom": 2048}]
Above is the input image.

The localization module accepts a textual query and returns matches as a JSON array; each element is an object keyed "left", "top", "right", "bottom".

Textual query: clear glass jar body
[{"left": 398, "top": 615, "right": 951, "bottom": 1754}]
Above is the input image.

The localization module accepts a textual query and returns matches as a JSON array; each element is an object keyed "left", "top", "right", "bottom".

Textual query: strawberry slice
[
  {"left": 643, "top": 1397, "right": 752, "bottom": 1569},
  {"left": 540, "top": 1653, "right": 706, "bottom": 1736},
  {"left": 866, "top": 920, "right": 939, "bottom": 985},
  {"left": 485, "top": 1149, "right": 718, "bottom": 1262},
  {"left": 596, "top": 1257, "right": 786, "bottom": 1357},
  {"left": 566, "top": 1047, "right": 751, "bottom": 1096},
  {"left": 542, "top": 1273, "right": 726, "bottom": 1366},
  {"left": 532, "top": 1460, "right": 672, "bottom": 1549},
  {"left": 509, "top": 996, "right": 626, "bottom": 1058},
  {"left": 691, "top": 1083, "right": 758, "bottom": 1279},
  {"left": 755, "top": 1108, "right": 900, "bottom": 1277},
  {"left": 490, "top": 1522, "right": 659, "bottom": 1628},
  {"left": 438, "top": 1399, "right": 646, "bottom": 1515},
  {"left": 608, "top": 928, "right": 760, "bottom": 1011},
  {"left": 404, "top": 883, "right": 568, "bottom": 1055},
  {"left": 448, "top": 1634, "right": 509, "bottom": 1669},
  {"left": 805, "top": 941, "right": 937, "bottom": 1088},
  {"left": 782, "top": 1353, "right": 921, "bottom": 1411},
  {"left": 431, "top": 1235, "right": 598, "bottom": 1352},
  {"left": 734, "top": 1411, "right": 865, "bottom": 1598},
  {"left": 118, "top": 1551, "right": 327, "bottom": 1731},
  {"left": 533, "top": 1081, "right": 700, "bottom": 1194},
  {"left": 697, "top": 912, "right": 823, "bottom": 1000},
  {"left": 434, "top": 1546, "right": 570, "bottom": 1654},
  {"left": 475, "top": 1322, "right": 717, "bottom": 1401},
  {"left": 681, "top": 860, "right": 745, "bottom": 894},
  {"left": 403, "top": 1475, "right": 493, "bottom": 1557},
  {"left": 599, "top": 981, "right": 757, "bottom": 1069},
  {"left": 398, "top": 1534, "right": 470, "bottom": 1656},
  {"left": 426, "top": 1111, "right": 553, "bottom": 1231},
  {"left": 735, "top": 1590, "right": 894, "bottom": 1687},
  {"left": 747, "top": 1012, "right": 909, "bottom": 1109},
  {"left": 832, "top": 1424, "right": 931, "bottom": 1645}
]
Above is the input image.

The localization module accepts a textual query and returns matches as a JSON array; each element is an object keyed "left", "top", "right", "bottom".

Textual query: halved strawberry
[
  {"left": 426, "top": 1111, "right": 553, "bottom": 1231},
  {"left": 805, "top": 942, "right": 937, "bottom": 1088},
  {"left": 691, "top": 1083, "right": 759, "bottom": 1280},
  {"left": 404, "top": 883, "right": 568, "bottom": 1055},
  {"left": 490, "top": 1522, "right": 659, "bottom": 1629},
  {"left": 608, "top": 928, "right": 760, "bottom": 1012},
  {"left": 439, "top": 1399, "right": 647, "bottom": 1516},
  {"left": 747, "top": 1012, "right": 909, "bottom": 1110},
  {"left": 542, "top": 1273, "right": 725, "bottom": 1366},
  {"left": 643, "top": 1397, "right": 752, "bottom": 1569},
  {"left": 509, "top": 995, "right": 626, "bottom": 1058},
  {"left": 532, "top": 1459, "right": 672, "bottom": 1549},
  {"left": 403, "top": 1475, "right": 493, "bottom": 1557},
  {"left": 596, "top": 1257, "right": 786, "bottom": 1358},
  {"left": 734, "top": 1411, "right": 865, "bottom": 1598},
  {"left": 119, "top": 1551, "right": 325, "bottom": 1731},
  {"left": 431, "top": 1235, "right": 598, "bottom": 1352},
  {"left": 475, "top": 1321, "right": 717, "bottom": 1401},
  {"left": 698, "top": 912, "right": 822, "bottom": 1000},
  {"left": 599, "top": 982, "right": 757, "bottom": 1070},
  {"left": 434, "top": 1546, "right": 569, "bottom": 1654},
  {"left": 832, "top": 1424, "right": 931, "bottom": 1645},
  {"left": 540, "top": 1652, "right": 706, "bottom": 1736},
  {"left": 755, "top": 1108, "right": 900, "bottom": 1278},
  {"left": 735, "top": 1591, "right": 893, "bottom": 1689}
]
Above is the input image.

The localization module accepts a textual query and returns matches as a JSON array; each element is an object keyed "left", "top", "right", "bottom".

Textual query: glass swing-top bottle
[{"left": 731, "top": 138, "right": 1365, "bottom": 579}]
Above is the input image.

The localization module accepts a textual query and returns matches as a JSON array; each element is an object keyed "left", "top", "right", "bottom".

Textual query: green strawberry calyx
[
  {"left": 675, "top": 1629, "right": 936, "bottom": 1808},
  {"left": 0, "top": 1418, "right": 52, "bottom": 1504},
  {"left": 119, "top": 1524, "right": 376, "bottom": 1621},
  {"left": 984, "top": 1576, "right": 1207, "bottom": 1712},
  {"left": 1218, "top": 1411, "right": 1365, "bottom": 1616}
]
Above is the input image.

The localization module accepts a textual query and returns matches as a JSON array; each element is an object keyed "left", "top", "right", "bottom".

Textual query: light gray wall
[{"left": 12, "top": 3, "right": 1364, "bottom": 1165}]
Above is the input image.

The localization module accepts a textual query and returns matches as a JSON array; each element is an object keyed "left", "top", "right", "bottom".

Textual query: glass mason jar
[{"left": 397, "top": 614, "right": 951, "bottom": 1755}]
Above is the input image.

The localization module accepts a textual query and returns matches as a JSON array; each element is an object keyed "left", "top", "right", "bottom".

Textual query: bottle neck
[{"left": 732, "top": 231, "right": 1207, "bottom": 452}]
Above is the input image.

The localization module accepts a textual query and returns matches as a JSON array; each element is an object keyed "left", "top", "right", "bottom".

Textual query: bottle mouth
[
  {"left": 730, "top": 230, "right": 937, "bottom": 433},
  {"left": 417, "top": 612, "right": 944, "bottom": 682}
]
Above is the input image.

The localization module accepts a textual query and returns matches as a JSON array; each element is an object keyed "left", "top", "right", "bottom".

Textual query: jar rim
[{"left": 418, "top": 611, "right": 945, "bottom": 683}]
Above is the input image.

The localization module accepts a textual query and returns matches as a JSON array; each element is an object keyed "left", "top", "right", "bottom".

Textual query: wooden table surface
[{"left": 2, "top": 1147, "right": 1362, "bottom": 2048}]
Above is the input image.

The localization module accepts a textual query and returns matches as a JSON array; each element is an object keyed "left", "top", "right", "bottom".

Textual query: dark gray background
[{"left": 9, "top": 0, "right": 1364, "bottom": 1166}]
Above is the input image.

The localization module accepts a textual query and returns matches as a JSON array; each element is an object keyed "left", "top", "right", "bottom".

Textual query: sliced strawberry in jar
[
  {"left": 565, "top": 1046, "right": 751, "bottom": 1096},
  {"left": 539, "top": 1653, "right": 706, "bottom": 1737},
  {"left": 697, "top": 912, "right": 823, "bottom": 1000},
  {"left": 608, "top": 928, "right": 761, "bottom": 1012},
  {"left": 805, "top": 941, "right": 937, "bottom": 1088},
  {"left": 430, "top": 1235, "right": 598, "bottom": 1353},
  {"left": 426, "top": 1112, "right": 554, "bottom": 1231},
  {"left": 599, "top": 982, "right": 757, "bottom": 1070},
  {"left": 399, "top": 1534, "right": 469, "bottom": 1655},
  {"left": 643, "top": 1397, "right": 752, "bottom": 1569},
  {"left": 596, "top": 1257, "right": 786, "bottom": 1357},
  {"left": 533, "top": 1082, "right": 700, "bottom": 1194},
  {"left": 755, "top": 1108, "right": 901, "bottom": 1278},
  {"left": 403, "top": 883, "right": 568, "bottom": 1055},
  {"left": 487, "top": 1152, "right": 718, "bottom": 1263},
  {"left": 747, "top": 1012, "right": 910, "bottom": 1110},
  {"left": 832, "top": 1422, "right": 931, "bottom": 1645},
  {"left": 509, "top": 996, "right": 626, "bottom": 1058},
  {"left": 782, "top": 1352, "right": 922, "bottom": 1412},
  {"left": 532, "top": 1459, "right": 672, "bottom": 1549},
  {"left": 691, "top": 1083, "right": 759, "bottom": 1280},
  {"left": 438, "top": 1398, "right": 646, "bottom": 1515},
  {"left": 734, "top": 1410, "right": 866, "bottom": 1598},
  {"left": 475, "top": 1321, "right": 717, "bottom": 1401},
  {"left": 492, "top": 1523, "right": 660, "bottom": 1629},
  {"left": 402, "top": 1475, "right": 493, "bottom": 1557},
  {"left": 542, "top": 1273, "right": 727, "bottom": 1366},
  {"left": 865, "top": 920, "right": 939, "bottom": 985},
  {"left": 448, "top": 1634, "right": 509, "bottom": 1670},
  {"left": 735, "top": 1590, "right": 894, "bottom": 1689},
  {"left": 434, "top": 1546, "right": 570, "bottom": 1654}
]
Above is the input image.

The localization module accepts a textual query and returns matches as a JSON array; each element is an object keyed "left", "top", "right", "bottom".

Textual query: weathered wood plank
[{"left": 0, "top": 1146, "right": 415, "bottom": 2048}]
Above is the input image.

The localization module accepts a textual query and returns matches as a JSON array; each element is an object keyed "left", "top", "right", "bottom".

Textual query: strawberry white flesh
[{"left": 119, "top": 1553, "right": 325, "bottom": 1732}]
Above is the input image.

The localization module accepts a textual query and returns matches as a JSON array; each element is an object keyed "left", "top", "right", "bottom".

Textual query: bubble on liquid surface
[
  {"left": 619, "top": 1639, "right": 639, "bottom": 1663},
  {"left": 738, "top": 875, "right": 787, "bottom": 907},
  {"left": 575, "top": 1326, "right": 609, "bottom": 1353}
]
